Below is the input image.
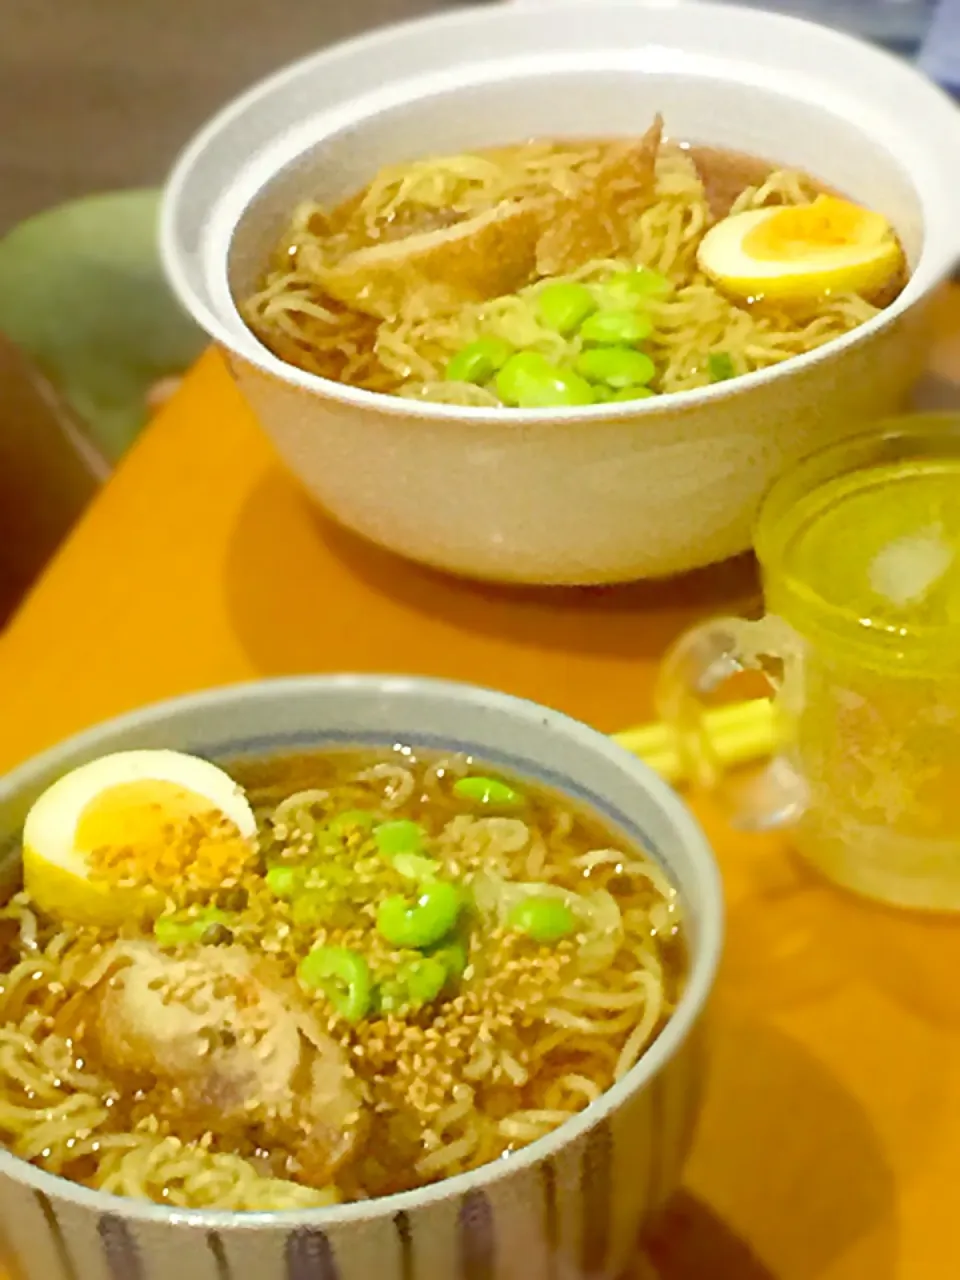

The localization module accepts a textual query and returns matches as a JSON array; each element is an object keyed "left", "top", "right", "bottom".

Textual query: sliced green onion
[
  {"left": 154, "top": 907, "right": 232, "bottom": 948},
  {"left": 707, "top": 352, "right": 736, "bottom": 383},
  {"left": 452, "top": 776, "right": 523, "bottom": 808},
  {"left": 265, "top": 865, "right": 304, "bottom": 899}
]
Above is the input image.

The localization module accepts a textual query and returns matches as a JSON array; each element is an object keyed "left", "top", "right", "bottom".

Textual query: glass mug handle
[{"left": 655, "top": 614, "right": 809, "bottom": 830}]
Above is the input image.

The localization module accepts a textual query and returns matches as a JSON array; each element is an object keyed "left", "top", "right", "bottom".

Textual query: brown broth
[
  {"left": 245, "top": 131, "right": 907, "bottom": 401},
  {"left": 0, "top": 746, "right": 689, "bottom": 1207}
]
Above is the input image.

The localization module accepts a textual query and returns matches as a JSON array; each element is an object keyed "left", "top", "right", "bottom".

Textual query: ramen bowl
[
  {"left": 0, "top": 675, "right": 720, "bottom": 1280},
  {"left": 161, "top": 1, "right": 960, "bottom": 584}
]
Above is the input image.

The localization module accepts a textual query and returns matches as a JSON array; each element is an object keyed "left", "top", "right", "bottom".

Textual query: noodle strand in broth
[
  {"left": 0, "top": 748, "right": 685, "bottom": 1209},
  {"left": 243, "top": 128, "right": 896, "bottom": 406}
]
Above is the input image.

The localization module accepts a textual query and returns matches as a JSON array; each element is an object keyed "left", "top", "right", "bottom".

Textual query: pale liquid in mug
[{"left": 769, "top": 457, "right": 960, "bottom": 909}]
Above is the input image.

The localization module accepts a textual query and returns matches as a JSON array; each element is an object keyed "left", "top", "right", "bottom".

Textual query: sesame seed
[{"left": 4, "top": 750, "right": 681, "bottom": 1207}]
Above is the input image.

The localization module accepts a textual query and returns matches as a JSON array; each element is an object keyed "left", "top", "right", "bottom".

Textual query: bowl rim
[
  {"left": 0, "top": 673, "right": 723, "bottom": 1228},
  {"left": 160, "top": 0, "right": 960, "bottom": 427}
]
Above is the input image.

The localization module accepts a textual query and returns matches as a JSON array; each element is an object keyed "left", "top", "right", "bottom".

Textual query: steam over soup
[
  {"left": 243, "top": 116, "right": 905, "bottom": 408},
  {"left": 0, "top": 746, "right": 686, "bottom": 1210}
]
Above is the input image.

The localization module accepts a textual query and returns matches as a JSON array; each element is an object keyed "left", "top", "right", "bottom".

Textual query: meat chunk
[
  {"left": 317, "top": 199, "right": 545, "bottom": 321},
  {"left": 687, "top": 144, "right": 778, "bottom": 221},
  {"left": 536, "top": 117, "right": 663, "bottom": 276},
  {"left": 95, "top": 943, "right": 363, "bottom": 1184}
]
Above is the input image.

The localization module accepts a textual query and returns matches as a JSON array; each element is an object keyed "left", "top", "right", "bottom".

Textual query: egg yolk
[
  {"left": 76, "top": 780, "right": 251, "bottom": 889},
  {"left": 742, "top": 196, "right": 892, "bottom": 262}
]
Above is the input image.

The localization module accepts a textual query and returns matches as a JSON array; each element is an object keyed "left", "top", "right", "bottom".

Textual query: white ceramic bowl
[
  {"left": 161, "top": 1, "right": 960, "bottom": 584},
  {"left": 0, "top": 675, "right": 720, "bottom": 1280}
]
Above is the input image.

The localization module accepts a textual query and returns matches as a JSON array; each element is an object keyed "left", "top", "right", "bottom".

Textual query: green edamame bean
[
  {"left": 430, "top": 938, "right": 469, "bottom": 983},
  {"left": 265, "top": 865, "right": 304, "bottom": 899},
  {"left": 707, "top": 352, "right": 736, "bottom": 383},
  {"left": 377, "top": 881, "right": 461, "bottom": 949},
  {"left": 374, "top": 820, "right": 440, "bottom": 882},
  {"left": 535, "top": 281, "right": 597, "bottom": 335},
  {"left": 508, "top": 896, "right": 576, "bottom": 943},
  {"left": 602, "top": 266, "right": 671, "bottom": 305},
  {"left": 298, "top": 946, "right": 372, "bottom": 1022},
  {"left": 445, "top": 337, "right": 514, "bottom": 385},
  {"left": 374, "top": 820, "right": 424, "bottom": 856},
  {"left": 376, "top": 955, "right": 448, "bottom": 1013},
  {"left": 576, "top": 347, "right": 656, "bottom": 389},
  {"left": 401, "top": 956, "right": 448, "bottom": 1005},
  {"left": 452, "top": 775, "right": 523, "bottom": 808},
  {"left": 154, "top": 907, "right": 232, "bottom": 948},
  {"left": 496, "top": 353, "right": 595, "bottom": 409},
  {"left": 153, "top": 915, "right": 191, "bottom": 947},
  {"left": 580, "top": 309, "right": 653, "bottom": 346}
]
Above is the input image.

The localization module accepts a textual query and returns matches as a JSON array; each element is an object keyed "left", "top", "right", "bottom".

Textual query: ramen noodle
[
  {"left": 243, "top": 118, "right": 904, "bottom": 408},
  {"left": 0, "top": 747, "right": 686, "bottom": 1209}
]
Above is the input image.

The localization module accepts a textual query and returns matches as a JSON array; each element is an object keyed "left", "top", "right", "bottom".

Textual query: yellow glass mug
[{"left": 657, "top": 416, "right": 960, "bottom": 911}]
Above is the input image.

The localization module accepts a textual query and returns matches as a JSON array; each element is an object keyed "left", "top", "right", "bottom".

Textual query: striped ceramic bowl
[{"left": 0, "top": 676, "right": 722, "bottom": 1280}]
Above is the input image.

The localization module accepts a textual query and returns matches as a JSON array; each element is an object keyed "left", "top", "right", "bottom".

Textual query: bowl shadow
[
  {"left": 224, "top": 467, "right": 762, "bottom": 677},
  {"left": 314, "top": 509, "right": 762, "bottom": 652},
  {"left": 638, "top": 1192, "right": 775, "bottom": 1280},
  {"left": 646, "top": 1017, "right": 898, "bottom": 1280}
]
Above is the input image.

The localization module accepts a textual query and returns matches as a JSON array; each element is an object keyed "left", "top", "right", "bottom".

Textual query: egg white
[
  {"left": 23, "top": 749, "right": 256, "bottom": 879},
  {"left": 697, "top": 206, "right": 902, "bottom": 301}
]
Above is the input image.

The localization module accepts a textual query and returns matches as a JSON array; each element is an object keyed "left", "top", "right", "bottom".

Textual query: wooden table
[{"left": 4, "top": 292, "right": 960, "bottom": 1280}]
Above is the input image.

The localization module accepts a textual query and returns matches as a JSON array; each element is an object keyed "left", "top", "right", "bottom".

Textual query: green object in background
[{"left": 0, "top": 190, "right": 206, "bottom": 463}]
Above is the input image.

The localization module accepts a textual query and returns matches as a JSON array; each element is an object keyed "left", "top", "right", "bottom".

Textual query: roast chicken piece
[
  {"left": 312, "top": 119, "right": 662, "bottom": 323},
  {"left": 536, "top": 116, "right": 663, "bottom": 275},
  {"left": 96, "top": 942, "right": 363, "bottom": 1186},
  {"left": 317, "top": 199, "right": 546, "bottom": 321}
]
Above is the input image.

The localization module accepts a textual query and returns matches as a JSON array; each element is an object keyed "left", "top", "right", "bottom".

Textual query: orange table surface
[{"left": 5, "top": 293, "right": 960, "bottom": 1280}]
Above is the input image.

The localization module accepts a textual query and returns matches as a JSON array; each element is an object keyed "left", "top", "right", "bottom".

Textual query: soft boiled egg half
[
  {"left": 697, "top": 195, "right": 903, "bottom": 302},
  {"left": 23, "top": 750, "right": 256, "bottom": 928}
]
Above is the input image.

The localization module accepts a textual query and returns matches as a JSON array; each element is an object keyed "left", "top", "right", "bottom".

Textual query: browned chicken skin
[
  {"left": 315, "top": 117, "right": 664, "bottom": 323},
  {"left": 317, "top": 199, "right": 547, "bottom": 322},
  {"left": 536, "top": 116, "right": 663, "bottom": 275},
  {"left": 95, "top": 943, "right": 364, "bottom": 1187}
]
